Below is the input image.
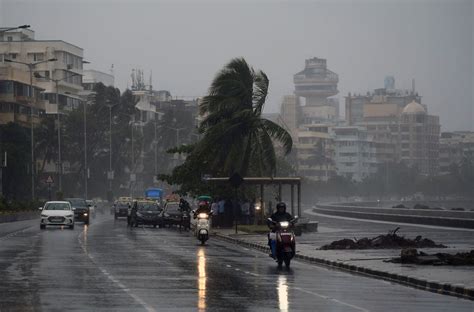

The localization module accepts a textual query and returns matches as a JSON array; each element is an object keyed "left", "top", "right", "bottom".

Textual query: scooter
[
  {"left": 268, "top": 217, "right": 298, "bottom": 268},
  {"left": 192, "top": 210, "right": 213, "bottom": 245}
]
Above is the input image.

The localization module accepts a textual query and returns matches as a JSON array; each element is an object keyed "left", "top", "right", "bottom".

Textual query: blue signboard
[{"left": 145, "top": 188, "right": 163, "bottom": 199}]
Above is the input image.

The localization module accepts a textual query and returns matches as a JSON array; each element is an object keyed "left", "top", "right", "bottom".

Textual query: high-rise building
[
  {"left": 345, "top": 77, "right": 421, "bottom": 126},
  {"left": 294, "top": 57, "right": 339, "bottom": 124},
  {"left": 346, "top": 78, "right": 440, "bottom": 175},
  {"left": 399, "top": 101, "right": 440, "bottom": 176},
  {"left": 279, "top": 95, "right": 299, "bottom": 140}
]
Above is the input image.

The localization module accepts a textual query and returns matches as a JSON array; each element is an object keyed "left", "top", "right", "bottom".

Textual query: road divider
[
  {"left": 313, "top": 206, "right": 474, "bottom": 229},
  {"left": 0, "top": 211, "right": 39, "bottom": 223}
]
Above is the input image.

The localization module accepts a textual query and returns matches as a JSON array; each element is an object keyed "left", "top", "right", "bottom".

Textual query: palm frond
[
  {"left": 252, "top": 70, "right": 269, "bottom": 115},
  {"left": 261, "top": 119, "right": 293, "bottom": 154}
]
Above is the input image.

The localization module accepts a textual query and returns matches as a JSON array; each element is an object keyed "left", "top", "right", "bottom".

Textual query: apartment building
[
  {"left": 439, "top": 131, "right": 474, "bottom": 175},
  {"left": 295, "top": 124, "right": 335, "bottom": 181},
  {"left": 0, "top": 27, "right": 84, "bottom": 122},
  {"left": 331, "top": 126, "right": 377, "bottom": 182}
]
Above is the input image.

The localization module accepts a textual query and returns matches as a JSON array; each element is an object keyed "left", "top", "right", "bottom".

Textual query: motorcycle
[
  {"left": 192, "top": 210, "right": 213, "bottom": 245},
  {"left": 268, "top": 217, "right": 298, "bottom": 268}
]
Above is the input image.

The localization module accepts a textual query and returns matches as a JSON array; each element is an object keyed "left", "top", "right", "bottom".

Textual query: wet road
[{"left": 0, "top": 213, "right": 473, "bottom": 311}]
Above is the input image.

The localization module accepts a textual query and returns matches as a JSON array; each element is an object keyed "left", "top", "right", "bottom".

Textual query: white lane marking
[
  {"left": 305, "top": 209, "right": 474, "bottom": 232},
  {"left": 293, "top": 287, "right": 370, "bottom": 312},
  {"left": 77, "top": 225, "right": 156, "bottom": 312}
]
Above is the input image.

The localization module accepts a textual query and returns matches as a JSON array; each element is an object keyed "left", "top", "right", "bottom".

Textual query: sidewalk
[{"left": 212, "top": 225, "right": 474, "bottom": 300}]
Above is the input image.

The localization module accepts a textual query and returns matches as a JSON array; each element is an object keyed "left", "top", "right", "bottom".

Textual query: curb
[
  {"left": 214, "top": 233, "right": 474, "bottom": 301},
  {"left": 0, "top": 212, "right": 39, "bottom": 223}
]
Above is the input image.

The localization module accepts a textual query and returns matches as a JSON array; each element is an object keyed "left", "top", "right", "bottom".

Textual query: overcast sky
[{"left": 1, "top": 0, "right": 473, "bottom": 131}]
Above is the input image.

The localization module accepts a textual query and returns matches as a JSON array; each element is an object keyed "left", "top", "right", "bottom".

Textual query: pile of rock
[
  {"left": 388, "top": 249, "right": 474, "bottom": 265},
  {"left": 319, "top": 228, "right": 447, "bottom": 250}
]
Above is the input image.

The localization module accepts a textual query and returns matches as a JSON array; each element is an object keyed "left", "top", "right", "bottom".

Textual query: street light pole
[
  {"left": 55, "top": 80, "right": 62, "bottom": 192},
  {"left": 84, "top": 99, "right": 88, "bottom": 200},
  {"left": 35, "top": 71, "right": 82, "bottom": 194},
  {"left": 131, "top": 115, "right": 135, "bottom": 198},
  {"left": 105, "top": 102, "right": 117, "bottom": 197},
  {"left": 28, "top": 64, "right": 35, "bottom": 200},
  {"left": 154, "top": 120, "right": 157, "bottom": 178},
  {"left": 5, "top": 57, "right": 57, "bottom": 200}
]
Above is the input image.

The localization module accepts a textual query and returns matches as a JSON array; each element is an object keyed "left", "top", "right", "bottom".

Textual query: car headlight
[
  {"left": 65, "top": 214, "right": 73, "bottom": 218},
  {"left": 41, "top": 214, "right": 48, "bottom": 217},
  {"left": 136, "top": 212, "right": 143, "bottom": 217},
  {"left": 83, "top": 213, "right": 88, "bottom": 216}
]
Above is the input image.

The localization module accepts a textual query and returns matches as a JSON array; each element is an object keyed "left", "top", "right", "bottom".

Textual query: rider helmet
[{"left": 276, "top": 202, "right": 286, "bottom": 212}]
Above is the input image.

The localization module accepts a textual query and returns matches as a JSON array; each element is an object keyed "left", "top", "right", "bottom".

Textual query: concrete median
[
  {"left": 0, "top": 211, "right": 39, "bottom": 223},
  {"left": 313, "top": 206, "right": 474, "bottom": 229}
]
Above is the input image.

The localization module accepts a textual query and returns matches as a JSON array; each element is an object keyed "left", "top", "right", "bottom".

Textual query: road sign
[
  {"left": 46, "top": 175, "right": 54, "bottom": 184},
  {"left": 107, "top": 171, "right": 114, "bottom": 180}
]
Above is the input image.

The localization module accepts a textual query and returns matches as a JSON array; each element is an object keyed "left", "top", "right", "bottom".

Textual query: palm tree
[{"left": 197, "top": 57, "right": 292, "bottom": 177}]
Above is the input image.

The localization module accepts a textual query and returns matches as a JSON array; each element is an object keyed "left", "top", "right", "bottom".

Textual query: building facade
[
  {"left": 439, "top": 131, "right": 474, "bottom": 175},
  {"left": 295, "top": 124, "right": 335, "bottom": 181},
  {"left": 331, "top": 126, "right": 377, "bottom": 182},
  {"left": 294, "top": 57, "right": 339, "bottom": 123},
  {"left": 0, "top": 27, "right": 84, "bottom": 121}
]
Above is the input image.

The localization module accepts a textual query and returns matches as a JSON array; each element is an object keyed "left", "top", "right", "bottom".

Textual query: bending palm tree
[{"left": 198, "top": 57, "right": 292, "bottom": 177}]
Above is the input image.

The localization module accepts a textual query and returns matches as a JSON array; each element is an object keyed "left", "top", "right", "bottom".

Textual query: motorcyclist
[
  {"left": 179, "top": 198, "right": 191, "bottom": 230},
  {"left": 194, "top": 201, "right": 211, "bottom": 218},
  {"left": 179, "top": 198, "right": 191, "bottom": 213},
  {"left": 267, "top": 202, "right": 294, "bottom": 259},
  {"left": 128, "top": 201, "right": 137, "bottom": 227}
]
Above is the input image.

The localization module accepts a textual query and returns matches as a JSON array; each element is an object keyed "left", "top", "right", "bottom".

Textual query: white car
[{"left": 40, "top": 201, "right": 75, "bottom": 230}]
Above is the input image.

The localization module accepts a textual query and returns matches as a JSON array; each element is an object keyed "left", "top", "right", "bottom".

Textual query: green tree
[
  {"left": 197, "top": 57, "right": 292, "bottom": 177},
  {"left": 0, "top": 123, "right": 30, "bottom": 199},
  {"left": 161, "top": 58, "right": 293, "bottom": 196}
]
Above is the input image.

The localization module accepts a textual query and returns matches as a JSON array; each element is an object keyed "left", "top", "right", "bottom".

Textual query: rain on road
[{"left": 0, "top": 213, "right": 472, "bottom": 312}]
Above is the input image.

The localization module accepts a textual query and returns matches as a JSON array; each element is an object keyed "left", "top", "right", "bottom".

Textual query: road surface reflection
[
  {"left": 278, "top": 274, "right": 289, "bottom": 312},
  {"left": 197, "top": 248, "right": 207, "bottom": 311}
]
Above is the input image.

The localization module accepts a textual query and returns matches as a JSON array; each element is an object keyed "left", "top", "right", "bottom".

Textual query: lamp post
[
  {"left": 165, "top": 124, "right": 186, "bottom": 161},
  {"left": 105, "top": 102, "right": 117, "bottom": 198},
  {"left": 5, "top": 57, "right": 57, "bottom": 200},
  {"left": 35, "top": 71, "right": 82, "bottom": 194}
]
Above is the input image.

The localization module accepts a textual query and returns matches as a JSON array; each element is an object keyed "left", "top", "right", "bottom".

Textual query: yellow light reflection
[
  {"left": 197, "top": 248, "right": 207, "bottom": 311},
  {"left": 278, "top": 275, "right": 289, "bottom": 312},
  {"left": 82, "top": 224, "right": 89, "bottom": 253}
]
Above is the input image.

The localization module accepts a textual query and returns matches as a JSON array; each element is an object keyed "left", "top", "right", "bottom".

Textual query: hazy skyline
[{"left": 1, "top": 0, "right": 472, "bottom": 131}]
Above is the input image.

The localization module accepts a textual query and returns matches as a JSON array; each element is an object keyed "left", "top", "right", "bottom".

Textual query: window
[
  {"left": 7, "top": 36, "right": 12, "bottom": 42},
  {"left": 33, "top": 53, "right": 44, "bottom": 62}
]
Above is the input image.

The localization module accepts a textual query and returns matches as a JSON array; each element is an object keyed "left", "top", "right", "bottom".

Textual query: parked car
[
  {"left": 65, "top": 198, "right": 90, "bottom": 225},
  {"left": 114, "top": 201, "right": 130, "bottom": 219},
  {"left": 161, "top": 201, "right": 183, "bottom": 227},
  {"left": 129, "top": 200, "right": 163, "bottom": 228},
  {"left": 39, "top": 201, "right": 75, "bottom": 229}
]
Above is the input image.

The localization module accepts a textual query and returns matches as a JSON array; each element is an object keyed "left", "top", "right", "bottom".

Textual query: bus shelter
[{"left": 204, "top": 177, "right": 302, "bottom": 216}]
